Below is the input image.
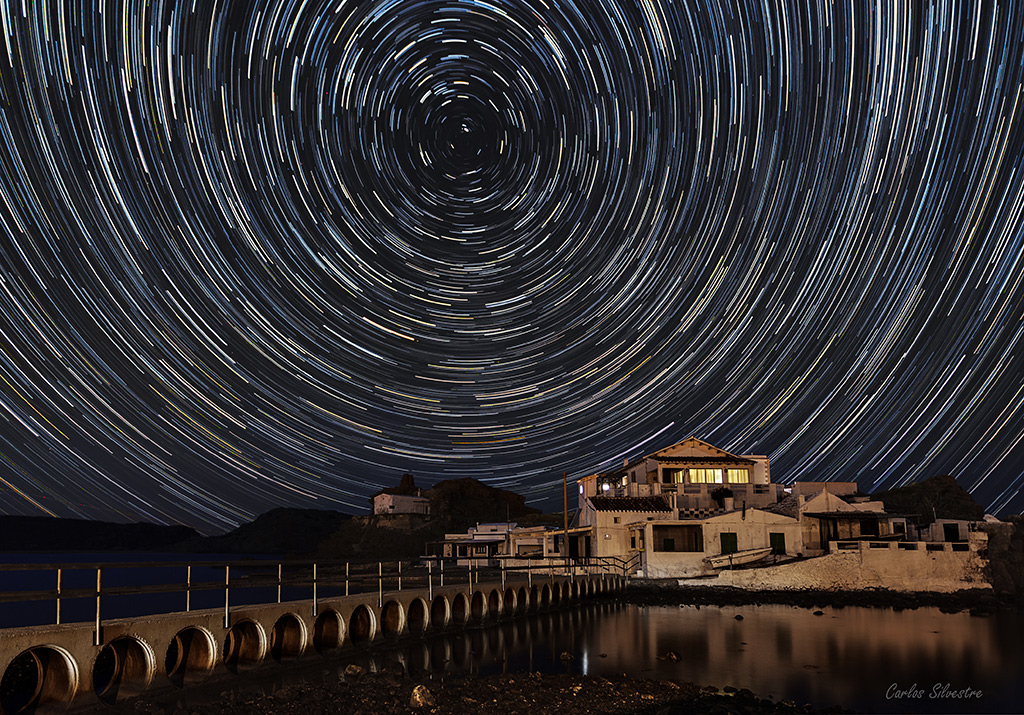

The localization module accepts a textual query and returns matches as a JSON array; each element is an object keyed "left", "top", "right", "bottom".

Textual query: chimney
[
  {"left": 624, "top": 458, "right": 629, "bottom": 467},
  {"left": 797, "top": 494, "right": 805, "bottom": 511}
]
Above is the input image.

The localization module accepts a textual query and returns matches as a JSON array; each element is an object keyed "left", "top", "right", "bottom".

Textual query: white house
[
  {"left": 372, "top": 492, "right": 430, "bottom": 516},
  {"left": 426, "top": 522, "right": 590, "bottom": 565},
  {"left": 578, "top": 437, "right": 784, "bottom": 518},
  {"left": 632, "top": 508, "right": 803, "bottom": 578}
]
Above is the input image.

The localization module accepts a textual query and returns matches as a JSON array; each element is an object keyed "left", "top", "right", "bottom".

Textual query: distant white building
[
  {"left": 373, "top": 492, "right": 430, "bottom": 516},
  {"left": 426, "top": 522, "right": 590, "bottom": 565}
]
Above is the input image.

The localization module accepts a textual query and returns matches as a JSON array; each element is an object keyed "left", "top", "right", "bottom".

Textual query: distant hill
[
  {"left": 0, "top": 477, "right": 544, "bottom": 558},
  {"left": 426, "top": 477, "right": 540, "bottom": 531},
  {"left": 0, "top": 515, "right": 198, "bottom": 552},
  {"left": 875, "top": 475, "right": 986, "bottom": 524},
  {"left": 178, "top": 508, "right": 352, "bottom": 555}
]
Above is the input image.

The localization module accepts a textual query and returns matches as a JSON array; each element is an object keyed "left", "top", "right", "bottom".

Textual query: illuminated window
[
  {"left": 727, "top": 468, "right": 749, "bottom": 484},
  {"left": 688, "top": 468, "right": 723, "bottom": 484}
]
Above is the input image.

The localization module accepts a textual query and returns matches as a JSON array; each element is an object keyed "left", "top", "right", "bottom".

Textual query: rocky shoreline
[
  {"left": 621, "top": 580, "right": 1005, "bottom": 614},
  {"left": 126, "top": 671, "right": 845, "bottom": 714}
]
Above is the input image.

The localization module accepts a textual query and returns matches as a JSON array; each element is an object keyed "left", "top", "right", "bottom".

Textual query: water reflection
[{"left": 160, "top": 602, "right": 1021, "bottom": 714}]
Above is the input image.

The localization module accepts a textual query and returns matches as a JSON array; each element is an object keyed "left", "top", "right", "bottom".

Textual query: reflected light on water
[{"left": 131, "top": 602, "right": 1022, "bottom": 714}]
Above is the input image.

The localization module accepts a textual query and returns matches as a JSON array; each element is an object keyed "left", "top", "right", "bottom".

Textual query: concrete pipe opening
[
  {"left": 571, "top": 581, "right": 580, "bottom": 599},
  {"left": 270, "top": 614, "right": 307, "bottom": 663},
  {"left": 165, "top": 627, "right": 216, "bottom": 689},
  {"left": 470, "top": 591, "right": 485, "bottom": 624},
  {"left": 540, "top": 584, "right": 551, "bottom": 609},
  {"left": 528, "top": 586, "right": 540, "bottom": 612},
  {"left": 313, "top": 610, "right": 345, "bottom": 653},
  {"left": 92, "top": 636, "right": 155, "bottom": 706},
  {"left": 451, "top": 594, "right": 468, "bottom": 626},
  {"left": 503, "top": 588, "right": 516, "bottom": 616},
  {"left": 349, "top": 605, "right": 376, "bottom": 646},
  {"left": 0, "top": 646, "right": 78, "bottom": 715},
  {"left": 407, "top": 598, "right": 428, "bottom": 636},
  {"left": 550, "top": 583, "right": 561, "bottom": 607},
  {"left": 430, "top": 596, "right": 450, "bottom": 631},
  {"left": 487, "top": 589, "right": 501, "bottom": 620},
  {"left": 223, "top": 620, "right": 266, "bottom": 674},
  {"left": 381, "top": 601, "right": 405, "bottom": 639},
  {"left": 516, "top": 586, "right": 528, "bottom": 615}
]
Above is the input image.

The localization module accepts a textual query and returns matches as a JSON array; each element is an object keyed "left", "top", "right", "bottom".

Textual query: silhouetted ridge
[{"left": 0, "top": 515, "right": 198, "bottom": 551}]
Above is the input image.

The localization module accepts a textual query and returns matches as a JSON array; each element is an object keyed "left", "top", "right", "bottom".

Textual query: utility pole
[{"left": 563, "top": 471, "right": 569, "bottom": 576}]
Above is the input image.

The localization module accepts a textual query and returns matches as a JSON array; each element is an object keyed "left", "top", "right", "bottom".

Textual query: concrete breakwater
[{"left": 0, "top": 568, "right": 621, "bottom": 714}]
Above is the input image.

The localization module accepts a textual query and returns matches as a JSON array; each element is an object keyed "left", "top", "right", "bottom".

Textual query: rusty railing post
[
  {"left": 223, "top": 565, "right": 230, "bottom": 629},
  {"left": 93, "top": 568, "right": 102, "bottom": 646},
  {"left": 345, "top": 562, "right": 349, "bottom": 597},
  {"left": 398, "top": 560, "right": 402, "bottom": 591},
  {"left": 440, "top": 558, "right": 444, "bottom": 587},
  {"left": 428, "top": 560, "right": 433, "bottom": 600},
  {"left": 55, "top": 568, "right": 61, "bottom": 625},
  {"left": 277, "top": 563, "right": 282, "bottom": 604},
  {"left": 186, "top": 565, "right": 191, "bottom": 612},
  {"left": 378, "top": 562, "right": 382, "bottom": 608},
  {"left": 312, "top": 563, "right": 318, "bottom": 617}
]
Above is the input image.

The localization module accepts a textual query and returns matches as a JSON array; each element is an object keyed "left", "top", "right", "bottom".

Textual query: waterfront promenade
[{"left": 0, "top": 557, "right": 624, "bottom": 713}]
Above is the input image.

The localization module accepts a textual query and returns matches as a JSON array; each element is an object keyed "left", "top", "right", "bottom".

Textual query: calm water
[
  {"left": 0, "top": 552, "right": 283, "bottom": 629},
  {"left": 3, "top": 557, "right": 1021, "bottom": 713},
  {"left": 151, "top": 602, "right": 1023, "bottom": 714}
]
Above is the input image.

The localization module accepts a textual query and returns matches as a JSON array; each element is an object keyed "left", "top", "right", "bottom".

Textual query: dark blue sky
[{"left": 0, "top": 0, "right": 1022, "bottom": 532}]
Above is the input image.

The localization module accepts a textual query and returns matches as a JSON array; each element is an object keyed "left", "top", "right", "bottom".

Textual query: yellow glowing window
[
  {"left": 727, "top": 468, "right": 749, "bottom": 484},
  {"left": 688, "top": 468, "right": 723, "bottom": 484}
]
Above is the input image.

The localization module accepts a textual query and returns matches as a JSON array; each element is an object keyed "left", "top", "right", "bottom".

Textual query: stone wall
[{"left": 682, "top": 533, "right": 991, "bottom": 593}]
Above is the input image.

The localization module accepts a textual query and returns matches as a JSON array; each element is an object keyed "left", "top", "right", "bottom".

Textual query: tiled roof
[
  {"left": 765, "top": 494, "right": 800, "bottom": 518},
  {"left": 590, "top": 496, "right": 671, "bottom": 512}
]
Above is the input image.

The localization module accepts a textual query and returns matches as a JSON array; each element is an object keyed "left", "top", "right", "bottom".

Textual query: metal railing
[{"left": 0, "top": 555, "right": 620, "bottom": 639}]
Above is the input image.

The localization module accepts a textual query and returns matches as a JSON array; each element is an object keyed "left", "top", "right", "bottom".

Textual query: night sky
[{"left": 1, "top": 1, "right": 1023, "bottom": 533}]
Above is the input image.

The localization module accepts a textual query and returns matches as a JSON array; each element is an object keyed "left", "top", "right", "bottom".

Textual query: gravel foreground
[{"left": 130, "top": 671, "right": 845, "bottom": 715}]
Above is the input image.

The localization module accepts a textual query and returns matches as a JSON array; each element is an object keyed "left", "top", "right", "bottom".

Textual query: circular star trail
[{"left": 1, "top": 0, "right": 1023, "bottom": 531}]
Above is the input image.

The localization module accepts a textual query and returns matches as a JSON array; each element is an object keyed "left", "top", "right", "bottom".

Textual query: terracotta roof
[{"left": 590, "top": 496, "right": 671, "bottom": 512}]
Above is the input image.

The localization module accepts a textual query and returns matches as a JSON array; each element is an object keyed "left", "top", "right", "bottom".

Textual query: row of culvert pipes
[{"left": 0, "top": 573, "right": 623, "bottom": 714}]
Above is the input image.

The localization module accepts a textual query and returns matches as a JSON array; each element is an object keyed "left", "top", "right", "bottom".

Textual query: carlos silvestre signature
[{"left": 887, "top": 683, "right": 983, "bottom": 701}]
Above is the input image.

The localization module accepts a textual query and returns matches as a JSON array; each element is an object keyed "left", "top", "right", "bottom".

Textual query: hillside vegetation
[{"left": 875, "top": 475, "right": 985, "bottom": 524}]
